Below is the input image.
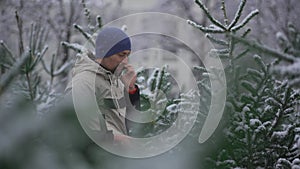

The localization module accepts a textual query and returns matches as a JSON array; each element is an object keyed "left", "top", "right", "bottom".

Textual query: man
[{"left": 65, "top": 27, "right": 140, "bottom": 144}]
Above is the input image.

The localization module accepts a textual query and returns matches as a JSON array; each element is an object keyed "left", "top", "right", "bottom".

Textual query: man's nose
[{"left": 122, "top": 57, "right": 128, "bottom": 64}]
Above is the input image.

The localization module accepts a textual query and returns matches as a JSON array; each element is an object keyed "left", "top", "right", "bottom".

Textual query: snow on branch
[
  {"left": 228, "top": 0, "right": 247, "bottom": 30},
  {"left": 41, "top": 56, "right": 52, "bottom": 76},
  {"left": 192, "top": 0, "right": 258, "bottom": 34},
  {"left": 230, "top": 34, "right": 295, "bottom": 63},
  {"left": 74, "top": 24, "right": 95, "bottom": 47},
  {"left": 0, "top": 50, "right": 31, "bottom": 95},
  {"left": 271, "top": 125, "right": 294, "bottom": 141},
  {"left": 194, "top": 0, "right": 227, "bottom": 31},
  {"left": 61, "top": 41, "right": 86, "bottom": 53},
  {"left": 74, "top": 24, "right": 92, "bottom": 40},
  {"left": 0, "top": 40, "right": 15, "bottom": 62},
  {"left": 220, "top": 0, "right": 229, "bottom": 26},
  {"left": 206, "top": 34, "right": 229, "bottom": 46},
  {"left": 253, "top": 55, "right": 267, "bottom": 73},
  {"left": 290, "top": 77, "right": 300, "bottom": 86},
  {"left": 232, "top": 9, "right": 259, "bottom": 32},
  {"left": 96, "top": 15, "right": 102, "bottom": 28},
  {"left": 273, "top": 59, "right": 300, "bottom": 76},
  {"left": 81, "top": 0, "right": 92, "bottom": 26},
  {"left": 39, "top": 46, "right": 49, "bottom": 59},
  {"left": 53, "top": 61, "right": 73, "bottom": 76},
  {"left": 41, "top": 53, "right": 73, "bottom": 77},
  {"left": 187, "top": 20, "right": 225, "bottom": 33}
]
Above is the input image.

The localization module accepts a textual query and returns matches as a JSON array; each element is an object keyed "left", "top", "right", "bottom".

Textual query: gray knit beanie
[{"left": 95, "top": 27, "right": 131, "bottom": 59}]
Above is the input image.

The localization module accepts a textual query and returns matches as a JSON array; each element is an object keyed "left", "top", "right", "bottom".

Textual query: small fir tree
[{"left": 188, "top": 0, "right": 300, "bottom": 168}]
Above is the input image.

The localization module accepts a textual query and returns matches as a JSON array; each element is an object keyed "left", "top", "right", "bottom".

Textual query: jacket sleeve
[
  {"left": 125, "top": 85, "right": 149, "bottom": 137},
  {"left": 128, "top": 84, "right": 141, "bottom": 110}
]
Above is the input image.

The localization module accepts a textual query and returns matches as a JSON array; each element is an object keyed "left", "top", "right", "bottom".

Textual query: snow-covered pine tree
[
  {"left": 188, "top": 0, "right": 300, "bottom": 168},
  {"left": 131, "top": 66, "right": 179, "bottom": 137},
  {"left": 191, "top": 65, "right": 211, "bottom": 138},
  {"left": 0, "top": 12, "right": 53, "bottom": 114},
  {"left": 272, "top": 21, "right": 300, "bottom": 169},
  {"left": 0, "top": 8, "right": 89, "bottom": 169},
  {"left": 188, "top": 0, "right": 259, "bottom": 142},
  {"left": 215, "top": 55, "right": 300, "bottom": 168},
  {"left": 62, "top": 0, "right": 103, "bottom": 55},
  {"left": 188, "top": 0, "right": 259, "bottom": 65},
  {"left": 0, "top": 41, "right": 30, "bottom": 96},
  {"left": 188, "top": 0, "right": 260, "bottom": 132},
  {"left": 273, "top": 22, "right": 300, "bottom": 87}
]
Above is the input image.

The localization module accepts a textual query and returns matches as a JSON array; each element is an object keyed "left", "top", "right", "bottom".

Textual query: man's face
[{"left": 100, "top": 50, "right": 131, "bottom": 72}]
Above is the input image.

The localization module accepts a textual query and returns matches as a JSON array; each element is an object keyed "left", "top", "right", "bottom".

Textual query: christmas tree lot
[{"left": 0, "top": 0, "right": 299, "bottom": 168}]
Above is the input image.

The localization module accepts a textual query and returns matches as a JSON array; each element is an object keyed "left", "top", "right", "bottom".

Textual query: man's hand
[{"left": 117, "top": 63, "right": 137, "bottom": 91}]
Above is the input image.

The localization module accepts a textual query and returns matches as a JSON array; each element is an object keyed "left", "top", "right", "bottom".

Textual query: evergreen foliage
[
  {"left": 1, "top": 0, "right": 300, "bottom": 168},
  {"left": 216, "top": 55, "right": 300, "bottom": 168},
  {"left": 0, "top": 12, "right": 62, "bottom": 113},
  {"left": 133, "top": 66, "right": 179, "bottom": 137},
  {"left": 189, "top": 0, "right": 300, "bottom": 168},
  {"left": 0, "top": 2, "right": 101, "bottom": 168},
  {"left": 273, "top": 23, "right": 300, "bottom": 87}
]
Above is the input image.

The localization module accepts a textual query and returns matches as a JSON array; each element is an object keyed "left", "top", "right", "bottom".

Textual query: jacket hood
[
  {"left": 65, "top": 51, "right": 121, "bottom": 94},
  {"left": 72, "top": 51, "right": 112, "bottom": 78}
]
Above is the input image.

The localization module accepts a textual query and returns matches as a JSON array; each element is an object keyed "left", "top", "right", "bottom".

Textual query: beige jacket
[{"left": 65, "top": 52, "right": 127, "bottom": 136}]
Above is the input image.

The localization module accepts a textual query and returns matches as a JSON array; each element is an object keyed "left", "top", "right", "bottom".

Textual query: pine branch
[
  {"left": 29, "top": 23, "right": 36, "bottom": 54},
  {"left": 53, "top": 61, "right": 73, "bottom": 76},
  {"left": 61, "top": 41, "right": 86, "bottom": 53},
  {"left": 197, "top": 81, "right": 211, "bottom": 95},
  {"left": 194, "top": 66, "right": 207, "bottom": 72},
  {"left": 0, "top": 40, "right": 15, "bottom": 62},
  {"left": 272, "top": 59, "right": 300, "bottom": 76},
  {"left": 230, "top": 34, "right": 295, "bottom": 63},
  {"left": 96, "top": 15, "right": 102, "bottom": 29},
  {"left": 187, "top": 20, "right": 225, "bottom": 33},
  {"left": 221, "top": 0, "right": 229, "bottom": 26},
  {"left": 232, "top": 9, "right": 259, "bottom": 32},
  {"left": 234, "top": 49, "right": 250, "bottom": 61},
  {"left": 36, "top": 27, "right": 47, "bottom": 52},
  {"left": 214, "top": 48, "right": 230, "bottom": 55},
  {"left": 74, "top": 24, "right": 95, "bottom": 46},
  {"left": 206, "top": 34, "right": 229, "bottom": 46},
  {"left": 82, "top": 0, "right": 91, "bottom": 23},
  {"left": 81, "top": 0, "right": 93, "bottom": 32},
  {"left": 74, "top": 24, "right": 92, "bottom": 40},
  {"left": 0, "top": 50, "right": 31, "bottom": 96},
  {"left": 290, "top": 77, "right": 300, "bottom": 86},
  {"left": 50, "top": 54, "right": 57, "bottom": 76},
  {"left": 25, "top": 70, "right": 34, "bottom": 101},
  {"left": 228, "top": 0, "right": 247, "bottom": 30},
  {"left": 15, "top": 11, "right": 24, "bottom": 56},
  {"left": 41, "top": 57, "right": 51, "bottom": 75},
  {"left": 30, "top": 46, "right": 48, "bottom": 71},
  {"left": 242, "top": 28, "right": 251, "bottom": 38},
  {"left": 253, "top": 55, "right": 267, "bottom": 73},
  {"left": 41, "top": 53, "right": 69, "bottom": 78},
  {"left": 194, "top": 0, "right": 227, "bottom": 31},
  {"left": 228, "top": 36, "right": 236, "bottom": 60}
]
